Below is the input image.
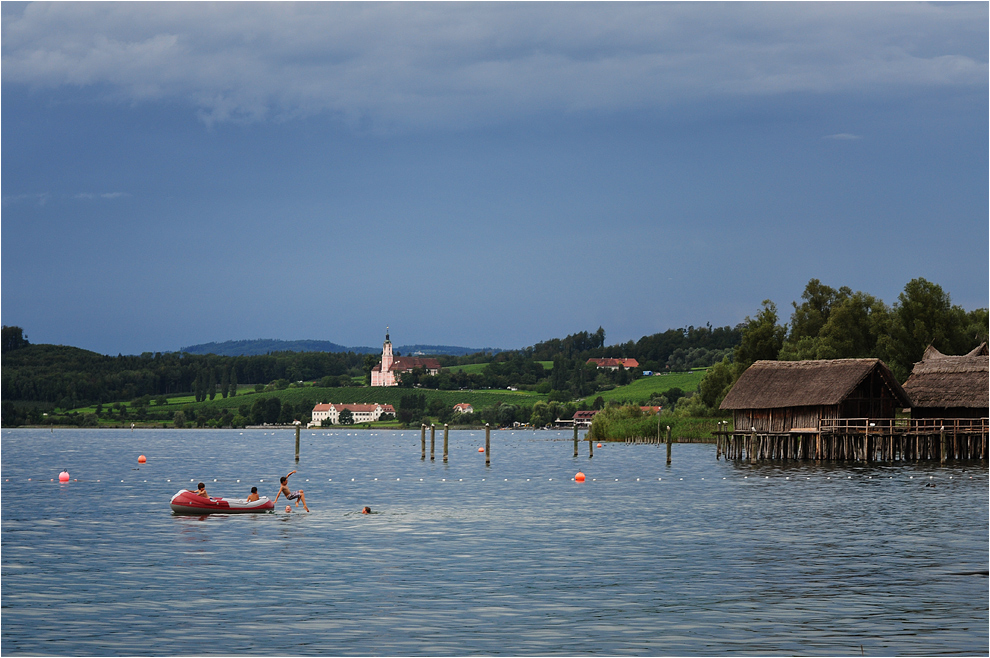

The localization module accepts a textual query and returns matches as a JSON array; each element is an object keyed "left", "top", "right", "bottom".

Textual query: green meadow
[{"left": 594, "top": 369, "right": 706, "bottom": 404}]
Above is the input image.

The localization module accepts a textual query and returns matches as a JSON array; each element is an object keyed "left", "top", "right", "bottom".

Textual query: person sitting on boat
[
  {"left": 189, "top": 482, "right": 209, "bottom": 498},
  {"left": 246, "top": 486, "right": 259, "bottom": 502},
  {"left": 274, "top": 470, "right": 309, "bottom": 512}
]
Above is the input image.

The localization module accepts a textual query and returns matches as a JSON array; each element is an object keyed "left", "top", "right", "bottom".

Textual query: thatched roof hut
[
  {"left": 902, "top": 344, "right": 989, "bottom": 419},
  {"left": 720, "top": 359, "right": 909, "bottom": 433}
]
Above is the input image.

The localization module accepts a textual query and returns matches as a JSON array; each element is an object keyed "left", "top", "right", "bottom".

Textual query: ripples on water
[{"left": 2, "top": 428, "right": 987, "bottom": 655}]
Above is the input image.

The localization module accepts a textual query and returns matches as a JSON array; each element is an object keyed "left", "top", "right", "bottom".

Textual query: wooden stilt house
[
  {"left": 719, "top": 359, "right": 910, "bottom": 433},
  {"left": 902, "top": 343, "right": 989, "bottom": 419}
]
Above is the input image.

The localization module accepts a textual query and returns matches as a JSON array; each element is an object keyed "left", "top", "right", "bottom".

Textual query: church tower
[{"left": 381, "top": 327, "right": 394, "bottom": 374}]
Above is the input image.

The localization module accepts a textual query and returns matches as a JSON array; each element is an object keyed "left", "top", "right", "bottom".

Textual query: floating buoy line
[{"left": 9, "top": 473, "right": 982, "bottom": 485}]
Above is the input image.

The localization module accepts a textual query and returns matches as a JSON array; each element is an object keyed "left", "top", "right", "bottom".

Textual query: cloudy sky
[{"left": 2, "top": 2, "right": 987, "bottom": 355}]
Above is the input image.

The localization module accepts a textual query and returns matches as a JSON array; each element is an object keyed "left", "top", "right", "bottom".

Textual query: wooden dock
[{"left": 714, "top": 417, "right": 988, "bottom": 462}]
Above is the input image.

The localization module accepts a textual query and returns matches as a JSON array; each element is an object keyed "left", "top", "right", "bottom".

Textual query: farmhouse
[
  {"left": 902, "top": 343, "right": 989, "bottom": 419},
  {"left": 309, "top": 403, "right": 396, "bottom": 427},
  {"left": 719, "top": 358, "right": 909, "bottom": 434},
  {"left": 587, "top": 358, "right": 639, "bottom": 371},
  {"left": 370, "top": 329, "right": 441, "bottom": 387},
  {"left": 573, "top": 409, "right": 600, "bottom": 427},
  {"left": 453, "top": 403, "right": 474, "bottom": 414}
]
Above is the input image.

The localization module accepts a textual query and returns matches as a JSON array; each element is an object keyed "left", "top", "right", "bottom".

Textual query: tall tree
[
  {"left": 733, "top": 300, "right": 786, "bottom": 374},
  {"left": 879, "top": 277, "right": 971, "bottom": 381}
]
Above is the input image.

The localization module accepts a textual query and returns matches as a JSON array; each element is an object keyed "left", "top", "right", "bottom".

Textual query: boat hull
[{"left": 170, "top": 490, "right": 274, "bottom": 514}]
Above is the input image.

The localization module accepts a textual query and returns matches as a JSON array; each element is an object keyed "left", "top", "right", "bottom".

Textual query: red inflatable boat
[{"left": 170, "top": 489, "right": 275, "bottom": 514}]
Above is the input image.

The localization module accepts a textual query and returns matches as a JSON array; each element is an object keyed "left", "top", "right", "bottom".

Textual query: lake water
[{"left": 2, "top": 428, "right": 987, "bottom": 656}]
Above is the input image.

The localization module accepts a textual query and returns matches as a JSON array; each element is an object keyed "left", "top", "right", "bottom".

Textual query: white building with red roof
[{"left": 309, "top": 402, "right": 397, "bottom": 427}]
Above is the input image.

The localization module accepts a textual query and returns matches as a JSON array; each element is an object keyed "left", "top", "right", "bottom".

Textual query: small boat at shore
[{"left": 170, "top": 489, "right": 274, "bottom": 514}]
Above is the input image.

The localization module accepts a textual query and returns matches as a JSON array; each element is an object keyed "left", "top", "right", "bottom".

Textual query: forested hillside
[{"left": 3, "top": 276, "right": 986, "bottom": 429}]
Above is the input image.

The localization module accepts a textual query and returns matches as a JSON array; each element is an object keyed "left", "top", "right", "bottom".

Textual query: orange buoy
[
  {"left": 138, "top": 455, "right": 147, "bottom": 464},
  {"left": 58, "top": 471, "right": 70, "bottom": 483},
  {"left": 575, "top": 471, "right": 586, "bottom": 482},
  {"left": 478, "top": 447, "right": 484, "bottom": 452},
  {"left": 597, "top": 443, "right": 602, "bottom": 448}
]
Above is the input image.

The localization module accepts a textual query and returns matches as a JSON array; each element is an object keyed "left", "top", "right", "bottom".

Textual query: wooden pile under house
[{"left": 902, "top": 343, "right": 989, "bottom": 420}]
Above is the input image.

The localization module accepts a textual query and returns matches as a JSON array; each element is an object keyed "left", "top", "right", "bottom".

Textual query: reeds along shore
[{"left": 714, "top": 419, "right": 988, "bottom": 462}]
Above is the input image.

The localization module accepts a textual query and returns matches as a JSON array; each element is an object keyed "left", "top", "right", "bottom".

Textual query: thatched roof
[
  {"left": 902, "top": 343, "right": 989, "bottom": 409},
  {"left": 720, "top": 358, "right": 909, "bottom": 410}
]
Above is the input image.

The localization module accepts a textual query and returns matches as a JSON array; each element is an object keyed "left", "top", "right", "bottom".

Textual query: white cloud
[
  {"left": 73, "top": 192, "right": 129, "bottom": 200},
  {"left": 2, "top": 2, "right": 986, "bottom": 130}
]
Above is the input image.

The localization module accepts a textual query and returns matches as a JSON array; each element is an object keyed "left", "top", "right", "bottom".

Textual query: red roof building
[{"left": 587, "top": 358, "right": 639, "bottom": 371}]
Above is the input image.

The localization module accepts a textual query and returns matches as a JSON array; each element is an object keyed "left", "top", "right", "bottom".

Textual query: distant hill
[
  {"left": 179, "top": 339, "right": 376, "bottom": 356},
  {"left": 178, "top": 339, "right": 499, "bottom": 357}
]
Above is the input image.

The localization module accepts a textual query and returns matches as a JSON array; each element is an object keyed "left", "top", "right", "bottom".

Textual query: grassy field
[{"left": 595, "top": 369, "right": 706, "bottom": 404}]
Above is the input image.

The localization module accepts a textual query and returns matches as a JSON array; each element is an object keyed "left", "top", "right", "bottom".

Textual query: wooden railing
[{"left": 819, "top": 417, "right": 988, "bottom": 436}]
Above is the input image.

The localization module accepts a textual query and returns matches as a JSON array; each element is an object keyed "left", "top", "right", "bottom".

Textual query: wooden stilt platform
[{"left": 714, "top": 417, "right": 988, "bottom": 462}]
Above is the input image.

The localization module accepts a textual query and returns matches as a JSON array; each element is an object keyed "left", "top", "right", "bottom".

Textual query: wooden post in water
[
  {"left": 940, "top": 426, "right": 947, "bottom": 464},
  {"left": 421, "top": 424, "right": 426, "bottom": 460},
  {"left": 750, "top": 429, "right": 757, "bottom": 464},
  {"left": 295, "top": 424, "right": 300, "bottom": 462},
  {"left": 443, "top": 423, "right": 449, "bottom": 463},
  {"left": 573, "top": 424, "right": 579, "bottom": 457},
  {"left": 485, "top": 423, "right": 491, "bottom": 465},
  {"left": 588, "top": 432, "right": 594, "bottom": 458},
  {"left": 666, "top": 425, "right": 672, "bottom": 465},
  {"left": 430, "top": 424, "right": 436, "bottom": 461}
]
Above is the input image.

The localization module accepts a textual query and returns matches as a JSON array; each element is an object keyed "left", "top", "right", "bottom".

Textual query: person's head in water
[
  {"left": 251, "top": 486, "right": 258, "bottom": 494},
  {"left": 362, "top": 506, "right": 371, "bottom": 514}
]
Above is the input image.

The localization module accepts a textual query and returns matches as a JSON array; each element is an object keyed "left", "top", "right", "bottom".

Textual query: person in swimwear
[
  {"left": 246, "top": 486, "right": 259, "bottom": 502},
  {"left": 361, "top": 506, "right": 371, "bottom": 514},
  {"left": 274, "top": 470, "right": 309, "bottom": 511},
  {"left": 189, "top": 482, "right": 209, "bottom": 498}
]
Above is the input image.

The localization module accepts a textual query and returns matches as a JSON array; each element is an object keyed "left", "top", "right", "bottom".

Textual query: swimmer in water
[
  {"left": 361, "top": 506, "right": 371, "bottom": 514},
  {"left": 274, "top": 470, "right": 309, "bottom": 511}
]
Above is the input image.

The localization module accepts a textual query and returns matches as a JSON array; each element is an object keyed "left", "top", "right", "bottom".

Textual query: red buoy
[
  {"left": 138, "top": 455, "right": 147, "bottom": 464},
  {"left": 58, "top": 471, "right": 70, "bottom": 483},
  {"left": 575, "top": 471, "right": 586, "bottom": 482},
  {"left": 478, "top": 447, "right": 484, "bottom": 452}
]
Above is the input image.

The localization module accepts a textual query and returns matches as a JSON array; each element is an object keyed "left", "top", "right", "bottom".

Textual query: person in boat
[
  {"left": 189, "top": 482, "right": 209, "bottom": 498},
  {"left": 274, "top": 470, "right": 309, "bottom": 512},
  {"left": 246, "top": 486, "right": 259, "bottom": 502}
]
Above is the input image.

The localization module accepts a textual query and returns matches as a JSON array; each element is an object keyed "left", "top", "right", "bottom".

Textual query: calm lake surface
[{"left": 2, "top": 428, "right": 987, "bottom": 656}]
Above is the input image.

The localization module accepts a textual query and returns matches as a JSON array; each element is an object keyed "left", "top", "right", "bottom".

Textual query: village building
[
  {"left": 573, "top": 409, "right": 600, "bottom": 427},
  {"left": 309, "top": 403, "right": 396, "bottom": 427},
  {"left": 587, "top": 358, "right": 639, "bottom": 371},
  {"left": 370, "top": 329, "right": 441, "bottom": 387},
  {"left": 719, "top": 358, "right": 910, "bottom": 434},
  {"left": 902, "top": 343, "right": 989, "bottom": 419},
  {"left": 453, "top": 403, "right": 474, "bottom": 414}
]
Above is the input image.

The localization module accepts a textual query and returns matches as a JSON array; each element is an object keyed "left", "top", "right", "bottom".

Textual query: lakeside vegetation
[{"left": 3, "top": 277, "right": 986, "bottom": 440}]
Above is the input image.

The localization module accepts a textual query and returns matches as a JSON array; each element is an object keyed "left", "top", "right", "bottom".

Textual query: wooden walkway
[{"left": 714, "top": 417, "right": 988, "bottom": 462}]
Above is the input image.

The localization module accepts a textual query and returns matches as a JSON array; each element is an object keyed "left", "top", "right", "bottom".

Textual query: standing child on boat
[{"left": 274, "top": 470, "right": 309, "bottom": 511}]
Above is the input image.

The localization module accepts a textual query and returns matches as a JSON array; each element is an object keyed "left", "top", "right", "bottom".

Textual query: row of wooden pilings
[
  {"left": 294, "top": 423, "right": 676, "bottom": 465},
  {"left": 715, "top": 428, "right": 988, "bottom": 462}
]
